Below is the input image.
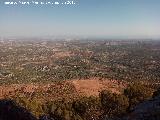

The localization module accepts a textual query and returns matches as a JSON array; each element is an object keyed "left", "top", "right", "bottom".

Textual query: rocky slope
[{"left": 126, "top": 95, "right": 160, "bottom": 120}]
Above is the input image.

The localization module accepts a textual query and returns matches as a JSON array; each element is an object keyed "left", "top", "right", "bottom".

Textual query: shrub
[
  {"left": 100, "top": 90, "right": 129, "bottom": 116},
  {"left": 72, "top": 96, "right": 101, "bottom": 120},
  {"left": 14, "top": 97, "right": 44, "bottom": 117},
  {"left": 124, "top": 83, "right": 153, "bottom": 110},
  {"left": 45, "top": 99, "right": 83, "bottom": 120}
]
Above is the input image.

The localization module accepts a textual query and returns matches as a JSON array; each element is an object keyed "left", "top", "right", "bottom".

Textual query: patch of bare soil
[
  {"left": 53, "top": 51, "right": 73, "bottom": 58},
  {"left": 69, "top": 77, "right": 127, "bottom": 97}
]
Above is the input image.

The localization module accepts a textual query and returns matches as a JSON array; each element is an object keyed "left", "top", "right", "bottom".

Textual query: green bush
[
  {"left": 44, "top": 99, "right": 83, "bottom": 120},
  {"left": 14, "top": 97, "right": 44, "bottom": 117},
  {"left": 124, "top": 83, "right": 153, "bottom": 110},
  {"left": 72, "top": 96, "right": 101, "bottom": 120},
  {"left": 100, "top": 90, "right": 129, "bottom": 116}
]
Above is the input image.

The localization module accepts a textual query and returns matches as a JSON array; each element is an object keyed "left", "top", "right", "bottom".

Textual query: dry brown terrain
[
  {"left": 52, "top": 51, "right": 74, "bottom": 58},
  {"left": 70, "top": 77, "right": 127, "bottom": 96},
  {"left": 0, "top": 77, "right": 128, "bottom": 100}
]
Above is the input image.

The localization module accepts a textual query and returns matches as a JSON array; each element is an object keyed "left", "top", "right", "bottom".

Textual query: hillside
[
  {"left": 0, "top": 40, "right": 159, "bottom": 120},
  {"left": 0, "top": 77, "right": 127, "bottom": 100}
]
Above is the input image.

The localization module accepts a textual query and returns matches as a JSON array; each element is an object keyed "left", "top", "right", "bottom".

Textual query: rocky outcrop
[
  {"left": 0, "top": 99, "right": 37, "bottom": 120},
  {"left": 126, "top": 95, "right": 160, "bottom": 120}
]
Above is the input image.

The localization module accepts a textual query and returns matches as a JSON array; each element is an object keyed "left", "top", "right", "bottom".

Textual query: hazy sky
[{"left": 0, "top": 0, "right": 160, "bottom": 38}]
